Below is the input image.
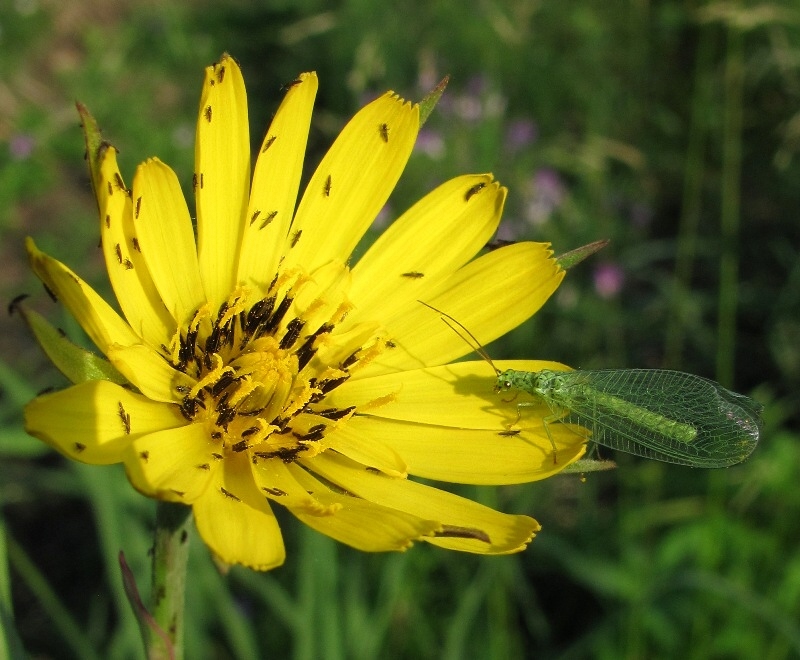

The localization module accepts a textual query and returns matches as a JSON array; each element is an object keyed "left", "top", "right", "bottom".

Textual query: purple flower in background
[
  {"left": 414, "top": 127, "right": 445, "bottom": 159},
  {"left": 505, "top": 119, "right": 538, "bottom": 153},
  {"left": 371, "top": 203, "right": 393, "bottom": 230},
  {"left": 466, "top": 74, "right": 489, "bottom": 96},
  {"left": 448, "top": 75, "right": 506, "bottom": 122},
  {"left": 524, "top": 168, "right": 566, "bottom": 226},
  {"left": 593, "top": 262, "right": 625, "bottom": 298},
  {"left": 494, "top": 221, "right": 521, "bottom": 243},
  {"left": 171, "top": 122, "right": 194, "bottom": 149},
  {"left": 454, "top": 94, "right": 483, "bottom": 122},
  {"left": 9, "top": 133, "right": 35, "bottom": 160}
]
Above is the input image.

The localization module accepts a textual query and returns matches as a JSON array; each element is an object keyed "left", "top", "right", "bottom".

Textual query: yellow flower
[{"left": 23, "top": 54, "right": 585, "bottom": 570}]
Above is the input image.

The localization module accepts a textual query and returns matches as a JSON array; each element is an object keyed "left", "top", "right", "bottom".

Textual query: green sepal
[
  {"left": 555, "top": 239, "right": 610, "bottom": 270},
  {"left": 417, "top": 76, "right": 449, "bottom": 128},
  {"left": 12, "top": 302, "right": 126, "bottom": 386},
  {"left": 76, "top": 102, "right": 113, "bottom": 217}
]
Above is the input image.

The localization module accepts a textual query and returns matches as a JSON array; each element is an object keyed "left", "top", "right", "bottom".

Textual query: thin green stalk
[
  {"left": 149, "top": 502, "right": 192, "bottom": 660},
  {"left": 665, "top": 28, "right": 714, "bottom": 368},
  {"left": 295, "top": 527, "right": 341, "bottom": 660},
  {"left": 0, "top": 514, "right": 27, "bottom": 660},
  {"left": 717, "top": 21, "right": 744, "bottom": 387}
]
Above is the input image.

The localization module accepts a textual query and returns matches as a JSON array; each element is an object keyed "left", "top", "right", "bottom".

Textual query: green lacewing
[
  {"left": 421, "top": 302, "right": 762, "bottom": 468},
  {"left": 495, "top": 367, "right": 761, "bottom": 468}
]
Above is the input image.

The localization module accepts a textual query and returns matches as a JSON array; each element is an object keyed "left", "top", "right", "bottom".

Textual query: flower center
[{"left": 168, "top": 269, "right": 378, "bottom": 464}]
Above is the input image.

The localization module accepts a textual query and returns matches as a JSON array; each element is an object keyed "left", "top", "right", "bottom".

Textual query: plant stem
[
  {"left": 717, "top": 19, "right": 744, "bottom": 388},
  {"left": 665, "top": 26, "right": 714, "bottom": 368},
  {"left": 149, "top": 502, "right": 192, "bottom": 660}
]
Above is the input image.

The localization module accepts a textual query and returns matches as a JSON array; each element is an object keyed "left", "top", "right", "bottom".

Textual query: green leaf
[
  {"left": 11, "top": 301, "right": 126, "bottom": 386},
  {"left": 76, "top": 102, "right": 111, "bottom": 216},
  {"left": 417, "top": 76, "right": 449, "bottom": 128},
  {"left": 555, "top": 239, "right": 610, "bottom": 270}
]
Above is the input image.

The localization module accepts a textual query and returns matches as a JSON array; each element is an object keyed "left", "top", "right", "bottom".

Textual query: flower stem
[{"left": 149, "top": 502, "right": 192, "bottom": 660}]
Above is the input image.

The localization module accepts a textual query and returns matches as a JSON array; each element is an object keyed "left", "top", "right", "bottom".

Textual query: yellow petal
[
  {"left": 237, "top": 72, "right": 318, "bottom": 292},
  {"left": 97, "top": 145, "right": 174, "bottom": 349},
  {"left": 26, "top": 238, "right": 140, "bottom": 354},
  {"left": 287, "top": 464, "right": 440, "bottom": 552},
  {"left": 281, "top": 92, "right": 418, "bottom": 273},
  {"left": 107, "top": 343, "right": 195, "bottom": 404},
  {"left": 424, "top": 517, "right": 540, "bottom": 555},
  {"left": 193, "top": 453, "right": 285, "bottom": 570},
  {"left": 195, "top": 54, "right": 250, "bottom": 309},
  {"left": 360, "top": 242, "right": 563, "bottom": 375},
  {"left": 349, "top": 174, "right": 504, "bottom": 315},
  {"left": 308, "top": 452, "right": 540, "bottom": 554},
  {"left": 329, "top": 360, "right": 569, "bottom": 428},
  {"left": 251, "top": 456, "right": 339, "bottom": 515},
  {"left": 124, "top": 422, "right": 218, "bottom": 503},
  {"left": 339, "top": 415, "right": 585, "bottom": 484},
  {"left": 291, "top": 260, "right": 352, "bottom": 331},
  {"left": 132, "top": 159, "right": 205, "bottom": 325},
  {"left": 24, "top": 380, "right": 186, "bottom": 464},
  {"left": 325, "top": 423, "right": 409, "bottom": 478}
]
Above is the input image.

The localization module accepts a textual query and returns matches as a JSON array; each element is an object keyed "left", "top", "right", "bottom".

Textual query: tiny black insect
[
  {"left": 465, "top": 182, "right": 486, "bottom": 201},
  {"left": 262, "top": 135, "right": 277, "bottom": 152}
]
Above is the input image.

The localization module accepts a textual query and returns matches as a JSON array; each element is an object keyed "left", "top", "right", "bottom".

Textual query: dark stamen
[
  {"left": 279, "top": 318, "right": 305, "bottom": 350},
  {"left": 262, "top": 294, "right": 293, "bottom": 334},
  {"left": 316, "top": 406, "right": 355, "bottom": 420},
  {"left": 211, "top": 373, "right": 235, "bottom": 396}
]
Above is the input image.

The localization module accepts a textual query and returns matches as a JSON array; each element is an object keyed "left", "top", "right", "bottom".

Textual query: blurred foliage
[{"left": 1, "top": 0, "right": 799, "bottom": 658}]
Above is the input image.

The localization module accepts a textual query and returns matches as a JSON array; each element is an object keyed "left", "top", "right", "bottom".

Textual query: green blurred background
[{"left": 1, "top": 1, "right": 798, "bottom": 658}]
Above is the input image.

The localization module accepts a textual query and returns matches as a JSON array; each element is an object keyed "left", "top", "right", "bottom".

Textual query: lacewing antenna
[{"left": 418, "top": 301, "right": 500, "bottom": 375}]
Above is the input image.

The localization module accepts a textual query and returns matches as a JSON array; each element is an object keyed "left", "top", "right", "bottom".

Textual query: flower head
[{"left": 23, "top": 55, "right": 584, "bottom": 570}]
